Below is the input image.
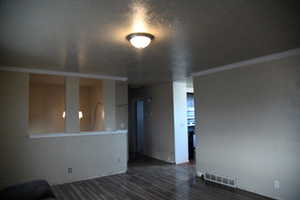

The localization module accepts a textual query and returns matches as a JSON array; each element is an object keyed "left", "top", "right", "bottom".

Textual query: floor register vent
[{"left": 204, "top": 173, "right": 237, "bottom": 188}]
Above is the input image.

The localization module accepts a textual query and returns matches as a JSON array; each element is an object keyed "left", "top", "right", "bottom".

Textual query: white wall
[
  {"left": 115, "top": 81, "right": 128, "bottom": 130},
  {"left": 143, "top": 83, "right": 175, "bottom": 163},
  {"left": 193, "top": 55, "right": 300, "bottom": 200},
  {"left": 173, "top": 81, "right": 189, "bottom": 164},
  {"left": 0, "top": 71, "right": 128, "bottom": 188}
]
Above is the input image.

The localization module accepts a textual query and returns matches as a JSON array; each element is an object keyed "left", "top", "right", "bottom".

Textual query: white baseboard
[
  {"left": 196, "top": 171, "right": 204, "bottom": 178},
  {"left": 50, "top": 168, "right": 127, "bottom": 186}
]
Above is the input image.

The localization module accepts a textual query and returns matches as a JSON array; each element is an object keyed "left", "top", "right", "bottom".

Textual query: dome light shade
[{"left": 126, "top": 32, "right": 154, "bottom": 49}]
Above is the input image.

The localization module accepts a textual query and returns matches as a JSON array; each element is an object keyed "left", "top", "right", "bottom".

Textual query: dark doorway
[
  {"left": 187, "top": 93, "right": 195, "bottom": 161},
  {"left": 128, "top": 97, "right": 145, "bottom": 161},
  {"left": 136, "top": 100, "right": 144, "bottom": 154}
]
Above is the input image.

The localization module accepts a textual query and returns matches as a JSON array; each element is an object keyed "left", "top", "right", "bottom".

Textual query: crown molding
[
  {"left": 0, "top": 66, "right": 128, "bottom": 81},
  {"left": 191, "top": 48, "right": 300, "bottom": 77}
]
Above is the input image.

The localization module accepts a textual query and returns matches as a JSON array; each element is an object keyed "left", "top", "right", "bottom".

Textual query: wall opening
[
  {"left": 187, "top": 92, "right": 195, "bottom": 162},
  {"left": 29, "top": 74, "right": 65, "bottom": 134},
  {"left": 79, "top": 78, "right": 104, "bottom": 132}
]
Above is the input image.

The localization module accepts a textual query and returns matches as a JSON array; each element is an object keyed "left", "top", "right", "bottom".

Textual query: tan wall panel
[{"left": 0, "top": 71, "right": 128, "bottom": 188}]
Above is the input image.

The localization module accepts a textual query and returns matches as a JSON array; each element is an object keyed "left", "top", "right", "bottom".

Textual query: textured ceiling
[{"left": 1, "top": 0, "right": 300, "bottom": 85}]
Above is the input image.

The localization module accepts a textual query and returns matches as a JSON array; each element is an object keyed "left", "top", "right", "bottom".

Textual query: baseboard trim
[
  {"left": 235, "top": 188, "right": 277, "bottom": 200},
  {"left": 201, "top": 177, "right": 278, "bottom": 200},
  {"left": 196, "top": 171, "right": 204, "bottom": 178},
  {"left": 50, "top": 168, "right": 127, "bottom": 186}
]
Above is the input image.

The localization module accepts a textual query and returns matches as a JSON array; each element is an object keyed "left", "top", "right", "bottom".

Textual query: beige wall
[
  {"left": 65, "top": 77, "right": 80, "bottom": 133},
  {"left": 79, "top": 86, "right": 92, "bottom": 131},
  {"left": 102, "top": 80, "right": 116, "bottom": 131},
  {"left": 90, "top": 81, "right": 105, "bottom": 131},
  {"left": 80, "top": 80, "right": 104, "bottom": 131},
  {"left": 29, "top": 83, "right": 65, "bottom": 134},
  {"left": 193, "top": 55, "right": 300, "bottom": 200},
  {"left": 0, "top": 71, "right": 128, "bottom": 188},
  {"left": 130, "top": 83, "right": 175, "bottom": 163}
]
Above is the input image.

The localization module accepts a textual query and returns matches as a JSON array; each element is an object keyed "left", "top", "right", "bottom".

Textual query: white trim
[
  {"left": 49, "top": 168, "right": 127, "bottom": 186},
  {"left": 0, "top": 66, "right": 127, "bottom": 81},
  {"left": 186, "top": 87, "right": 194, "bottom": 93},
  {"left": 196, "top": 171, "right": 204, "bottom": 178},
  {"left": 28, "top": 130, "right": 127, "bottom": 139},
  {"left": 191, "top": 48, "right": 300, "bottom": 77}
]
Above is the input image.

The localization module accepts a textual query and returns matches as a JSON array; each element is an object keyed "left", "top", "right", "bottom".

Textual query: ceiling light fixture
[{"left": 126, "top": 32, "right": 154, "bottom": 49}]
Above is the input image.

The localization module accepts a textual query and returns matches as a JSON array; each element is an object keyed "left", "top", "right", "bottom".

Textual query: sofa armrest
[{"left": 0, "top": 180, "right": 56, "bottom": 200}]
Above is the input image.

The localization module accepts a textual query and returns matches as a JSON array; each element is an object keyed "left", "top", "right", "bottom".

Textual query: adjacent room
[{"left": 0, "top": 1, "right": 300, "bottom": 200}]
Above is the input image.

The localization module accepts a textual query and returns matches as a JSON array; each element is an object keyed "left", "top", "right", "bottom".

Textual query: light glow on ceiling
[{"left": 125, "top": 1, "right": 155, "bottom": 49}]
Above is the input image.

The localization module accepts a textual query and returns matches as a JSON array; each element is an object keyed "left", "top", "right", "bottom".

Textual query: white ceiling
[{"left": 1, "top": 0, "right": 300, "bottom": 86}]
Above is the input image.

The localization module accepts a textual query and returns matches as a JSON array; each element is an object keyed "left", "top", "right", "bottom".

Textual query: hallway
[{"left": 52, "top": 157, "right": 271, "bottom": 200}]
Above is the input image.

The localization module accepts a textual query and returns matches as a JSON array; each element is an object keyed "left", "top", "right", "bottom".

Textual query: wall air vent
[{"left": 204, "top": 173, "right": 237, "bottom": 188}]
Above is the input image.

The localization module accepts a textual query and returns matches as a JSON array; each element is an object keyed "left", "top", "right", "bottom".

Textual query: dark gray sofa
[{"left": 0, "top": 180, "right": 56, "bottom": 200}]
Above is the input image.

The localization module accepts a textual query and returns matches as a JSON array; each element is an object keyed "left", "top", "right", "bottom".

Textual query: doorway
[
  {"left": 187, "top": 92, "right": 195, "bottom": 162},
  {"left": 129, "top": 98, "right": 145, "bottom": 161},
  {"left": 136, "top": 100, "right": 144, "bottom": 155}
]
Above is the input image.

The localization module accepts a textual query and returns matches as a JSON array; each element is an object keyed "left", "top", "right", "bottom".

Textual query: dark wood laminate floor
[{"left": 52, "top": 157, "right": 272, "bottom": 200}]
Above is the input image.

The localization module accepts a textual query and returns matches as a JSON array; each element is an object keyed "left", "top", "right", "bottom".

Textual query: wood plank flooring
[{"left": 52, "top": 157, "right": 273, "bottom": 200}]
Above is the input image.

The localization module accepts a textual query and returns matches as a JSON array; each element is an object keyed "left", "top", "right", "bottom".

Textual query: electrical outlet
[
  {"left": 68, "top": 168, "right": 72, "bottom": 174},
  {"left": 274, "top": 180, "right": 280, "bottom": 190}
]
